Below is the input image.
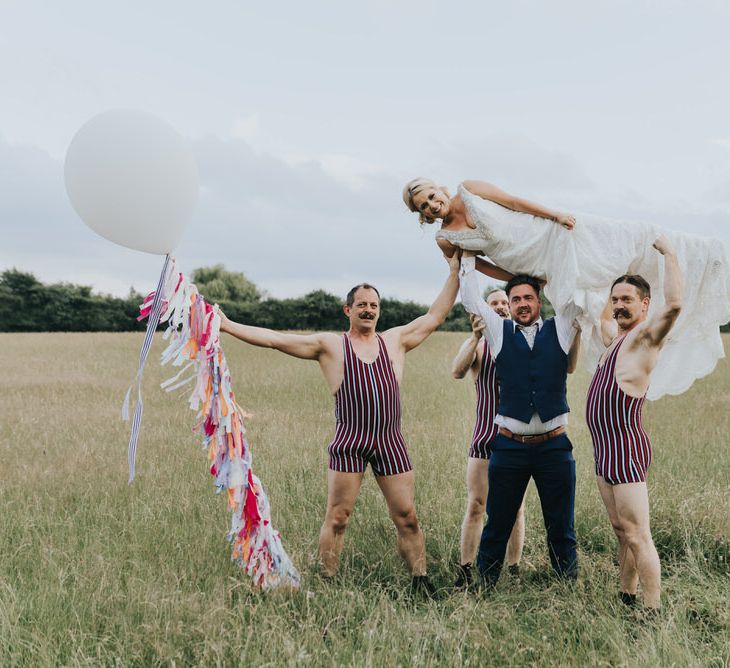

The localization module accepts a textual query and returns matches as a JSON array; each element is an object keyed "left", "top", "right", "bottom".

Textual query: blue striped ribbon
[{"left": 123, "top": 254, "right": 171, "bottom": 483}]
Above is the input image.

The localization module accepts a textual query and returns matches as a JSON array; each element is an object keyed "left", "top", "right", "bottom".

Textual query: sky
[{"left": 2, "top": 0, "right": 730, "bottom": 304}]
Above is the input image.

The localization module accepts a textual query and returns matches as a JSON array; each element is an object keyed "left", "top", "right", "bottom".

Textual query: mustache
[
  {"left": 517, "top": 307, "right": 531, "bottom": 315},
  {"left": 359, "top": 313, "right": 376, "bottom": 320},
  {"left": 613, "top": 308, "right": 631, "bottom": 319}
]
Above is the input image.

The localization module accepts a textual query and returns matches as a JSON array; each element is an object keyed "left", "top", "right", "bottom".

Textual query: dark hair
[
  {"left": 611, "top": 274, "right": 651, "bottom": 300},
  {"left": 346, "top": 283, "right": 380, "bottom": 307},
  {"left": 505, "top": 275, "right": 541, "bottom": 298}
]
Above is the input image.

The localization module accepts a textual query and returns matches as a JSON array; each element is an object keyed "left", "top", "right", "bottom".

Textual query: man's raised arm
[
  {"left": 458, "top": 252, "right": 505, "bottom": 355},
  {"left": 452, "top": 315, "right": 484, "bottom": 379},
  {"left": 599, "top": 295, "right": 618, "bottom": 347},
  {"left": 395, "top": 253, "right": 460, "bottom": 352},
  {"left": 643, "top": 236, "right": 683, "bottom": 347},
  {"left": 219, "top": 312, "right": 326, "bottom": 360}
]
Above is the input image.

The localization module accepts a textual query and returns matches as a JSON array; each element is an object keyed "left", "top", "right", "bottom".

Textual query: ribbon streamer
[
  {"left": 122, "top": 254, "right": 171, "bottom": 483},
  {"left": 131, "top": 257, "right": 300, "bottom": 590}
]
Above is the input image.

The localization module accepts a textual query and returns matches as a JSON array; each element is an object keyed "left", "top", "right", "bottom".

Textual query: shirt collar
[{"left": 514, "top": 317, "right": 543, "bottom": 332}]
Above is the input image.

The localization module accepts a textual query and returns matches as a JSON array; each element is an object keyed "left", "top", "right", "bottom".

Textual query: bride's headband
[{"left": 402, "top": 177, "right": 443, "bottom": 225}]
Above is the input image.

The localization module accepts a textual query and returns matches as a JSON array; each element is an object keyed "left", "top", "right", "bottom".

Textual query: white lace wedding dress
[{"left": 438, "top": 184, "right": 730, "bottom": 399}]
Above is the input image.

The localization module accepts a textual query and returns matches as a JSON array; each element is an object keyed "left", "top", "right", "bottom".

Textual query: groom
[{"left": 459, "top": 253, "right": 581, "bottom": 586}]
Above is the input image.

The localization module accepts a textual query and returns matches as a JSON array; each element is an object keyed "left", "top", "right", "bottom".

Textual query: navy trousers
[{"left": 477, "top": 433, "right": 577, "bottom": 584}]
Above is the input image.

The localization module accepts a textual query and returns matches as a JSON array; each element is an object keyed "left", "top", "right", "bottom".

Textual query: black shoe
[
  {"left": 507, "top": 564, "right": 521, "bottom": 578},
  {"left": 619, "top": 591, "right": 637, "bottom": 607},
  {"left": 454, "top": 563, "right": 474, "bottom": 589},
  {"left": 411, "top": 575, "right": 438, "bottom": 600}
]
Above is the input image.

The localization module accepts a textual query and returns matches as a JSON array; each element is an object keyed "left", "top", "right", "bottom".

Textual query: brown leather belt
[{"left": 498, "top": 426, "right": 565, "bottom": 445}]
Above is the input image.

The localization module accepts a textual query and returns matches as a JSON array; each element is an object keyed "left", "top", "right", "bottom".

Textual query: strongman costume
[
  {"left": 586, "top": 336, "right": 652, "bottom": 484},
  {"left": 328, "top": 333, "right": 412, "bottom": 476},
  {"left": 469, "top": 338, "right": 499, "bottom": 459}
]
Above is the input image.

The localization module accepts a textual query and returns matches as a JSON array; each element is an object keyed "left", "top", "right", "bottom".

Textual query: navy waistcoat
[{"left": 495, "top": 318, "right": 570, "bottom": 423}]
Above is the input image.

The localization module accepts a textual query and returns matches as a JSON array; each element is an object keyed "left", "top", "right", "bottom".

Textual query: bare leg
[
  {"left": 613, "top": 482, "right": 661, "bottom": 608},
  {"left": 460, "top": 457, "right": 488, "bottom": 565},
  {"left": 318, "top": 470, "right": 365, "bottom": 577},
  {"left": 461, "top": 457, "right": 525, "bottom": 567},
  {"left": 596, "top": 477, "right": 639, "bottom": 595},
  {"left": 375, "top": 471, "right": 426, "bottom": 575}
]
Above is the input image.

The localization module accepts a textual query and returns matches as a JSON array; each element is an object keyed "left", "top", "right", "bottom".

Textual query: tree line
[
  {"left": 0, "top": 265, "right": 473, "bottom": 333},
  {"left": 6, "top": 265, "right": 716, "bottom": 334}
]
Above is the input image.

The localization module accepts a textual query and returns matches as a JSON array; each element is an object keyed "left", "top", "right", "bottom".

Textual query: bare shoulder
[
  {"left": 381, "top": 326, "right": 403, "bottom": 345},
  {"left": 316, "top": 331, "right": 343, "bottom": 354},
  {"left": 380, "top": 326, "right": 407, "bottom": 354},
  {"left": 620, "top": 322, "right": 657, "bottom": 356},
  {"left": 461, "top": 179, "right": 496, "bottom": 195}
]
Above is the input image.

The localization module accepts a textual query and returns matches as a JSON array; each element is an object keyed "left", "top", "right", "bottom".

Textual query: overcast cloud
[{"left": 2, "top": 0, "right": 730, "bottom": 304}]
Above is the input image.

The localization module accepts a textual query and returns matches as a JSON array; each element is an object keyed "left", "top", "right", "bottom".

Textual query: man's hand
[
  {"left": 444, "top": 248, "right": 462, "bottom": 273},
  {"left": 555, "top": 213, "right": 576, "bottom": 230},
  {"left": 652, "top": 235, "right": 674, "bottom": 256},
  {"left": 218, "top": 308, "right": 231, "bottom": 333},
  {"left": 470, "top": 314, "right": 486, "bottom": 340}
]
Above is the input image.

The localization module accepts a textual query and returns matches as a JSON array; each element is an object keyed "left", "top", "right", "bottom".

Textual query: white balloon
[{"left": 64, "top": 109, "right": 199, "bottom": 255}]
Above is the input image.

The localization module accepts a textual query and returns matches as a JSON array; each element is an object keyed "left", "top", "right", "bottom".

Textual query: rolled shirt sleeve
[{"left": 459, "top": 256, "right": 504, "bottom": 356}]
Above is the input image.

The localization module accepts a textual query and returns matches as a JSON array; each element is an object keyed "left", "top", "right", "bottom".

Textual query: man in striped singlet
[
  {"left": 451, "top": 291, "right": 525, "bottom": 589},
  {"left": 219, "top": 254, "right": 460, "bottom": 593},
  {"left": 586, "top": 236, "right": 682, "bottom": 610}
]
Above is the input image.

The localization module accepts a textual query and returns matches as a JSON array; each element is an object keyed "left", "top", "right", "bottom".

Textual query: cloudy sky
[{"left": 2, "top": 0, "right": 730, "bottom": 303}]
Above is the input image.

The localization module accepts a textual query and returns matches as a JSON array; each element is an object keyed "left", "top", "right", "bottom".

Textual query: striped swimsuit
[
  {"left": 469, "top": 339, "right": 499, "bottom": 459},
  {"left": 586, "top": 336, "right": 652, "bottom": 484},
  {"left": 328, "top": 333, "right": 412, "bottom": 476}
]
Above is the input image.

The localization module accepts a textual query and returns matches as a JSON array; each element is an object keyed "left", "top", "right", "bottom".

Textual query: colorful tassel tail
[{"left": 133, "top": 256, "right": 300, "bottom": 591}]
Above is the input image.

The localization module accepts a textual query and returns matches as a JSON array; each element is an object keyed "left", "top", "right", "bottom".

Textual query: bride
[{"left": 403, "top": 177, "right": 730, "bottom": 399}]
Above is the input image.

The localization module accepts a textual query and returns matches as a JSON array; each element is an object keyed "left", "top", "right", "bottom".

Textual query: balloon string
[{"left": 123, "top": 254, "right": 171, "bottom": 483}]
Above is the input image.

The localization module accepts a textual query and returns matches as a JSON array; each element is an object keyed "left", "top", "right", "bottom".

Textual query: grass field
[{"left": 1, "top": 331, "right": 729, "bottom": 666}]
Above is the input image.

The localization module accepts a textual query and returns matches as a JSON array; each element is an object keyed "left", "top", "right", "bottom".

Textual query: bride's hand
[{"left": 555, "top": 213, "right": 576, "bottom": 230}]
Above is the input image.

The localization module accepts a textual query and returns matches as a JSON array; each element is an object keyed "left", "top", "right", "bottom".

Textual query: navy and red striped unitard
[
  {"left": 586, "top": 336, "right": 652, "bottom": 484},
  {"left": 328, "top": 333, "right": 412, "bottom": 476},
  {"left": 469, "top": 339, "right": 499, "bottom": 459}
]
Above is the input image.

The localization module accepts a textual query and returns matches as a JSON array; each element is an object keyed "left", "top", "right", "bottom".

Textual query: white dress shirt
[{"left": 460, "top": 256, "right": 580, "bottom": 435}]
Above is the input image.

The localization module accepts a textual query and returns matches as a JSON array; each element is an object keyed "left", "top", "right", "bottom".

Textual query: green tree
[
  {"left": 540, "top": 291, "right": 555, "bottom": 320},
  {"left": 0, "top": 269, "right": 46, "bottom": 331},
  {"left": 192, "top": 264, "right": 262, "bottom": 303}
]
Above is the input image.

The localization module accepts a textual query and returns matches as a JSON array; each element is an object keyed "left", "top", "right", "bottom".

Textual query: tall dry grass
[{"left": 1, "top": 332, "right": 728, "bottom": 666}]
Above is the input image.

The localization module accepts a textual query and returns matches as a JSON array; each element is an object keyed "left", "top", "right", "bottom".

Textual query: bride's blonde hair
[{"left": 402, "top": 177, "right": 450, "bottom": 225}]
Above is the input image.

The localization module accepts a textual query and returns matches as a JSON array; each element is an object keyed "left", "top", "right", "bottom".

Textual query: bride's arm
[
  {"left": 438, "top": 238, "right": 514, "bottom": 281},
  {"left": 462, "top": 179, "right": 575, "bottom": 230},
  {"left": 474, "top": 257, "right": 515, "bottom": 282},
  {"left": 436, "top": 237, "right": 458, "bottom": 257}
]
